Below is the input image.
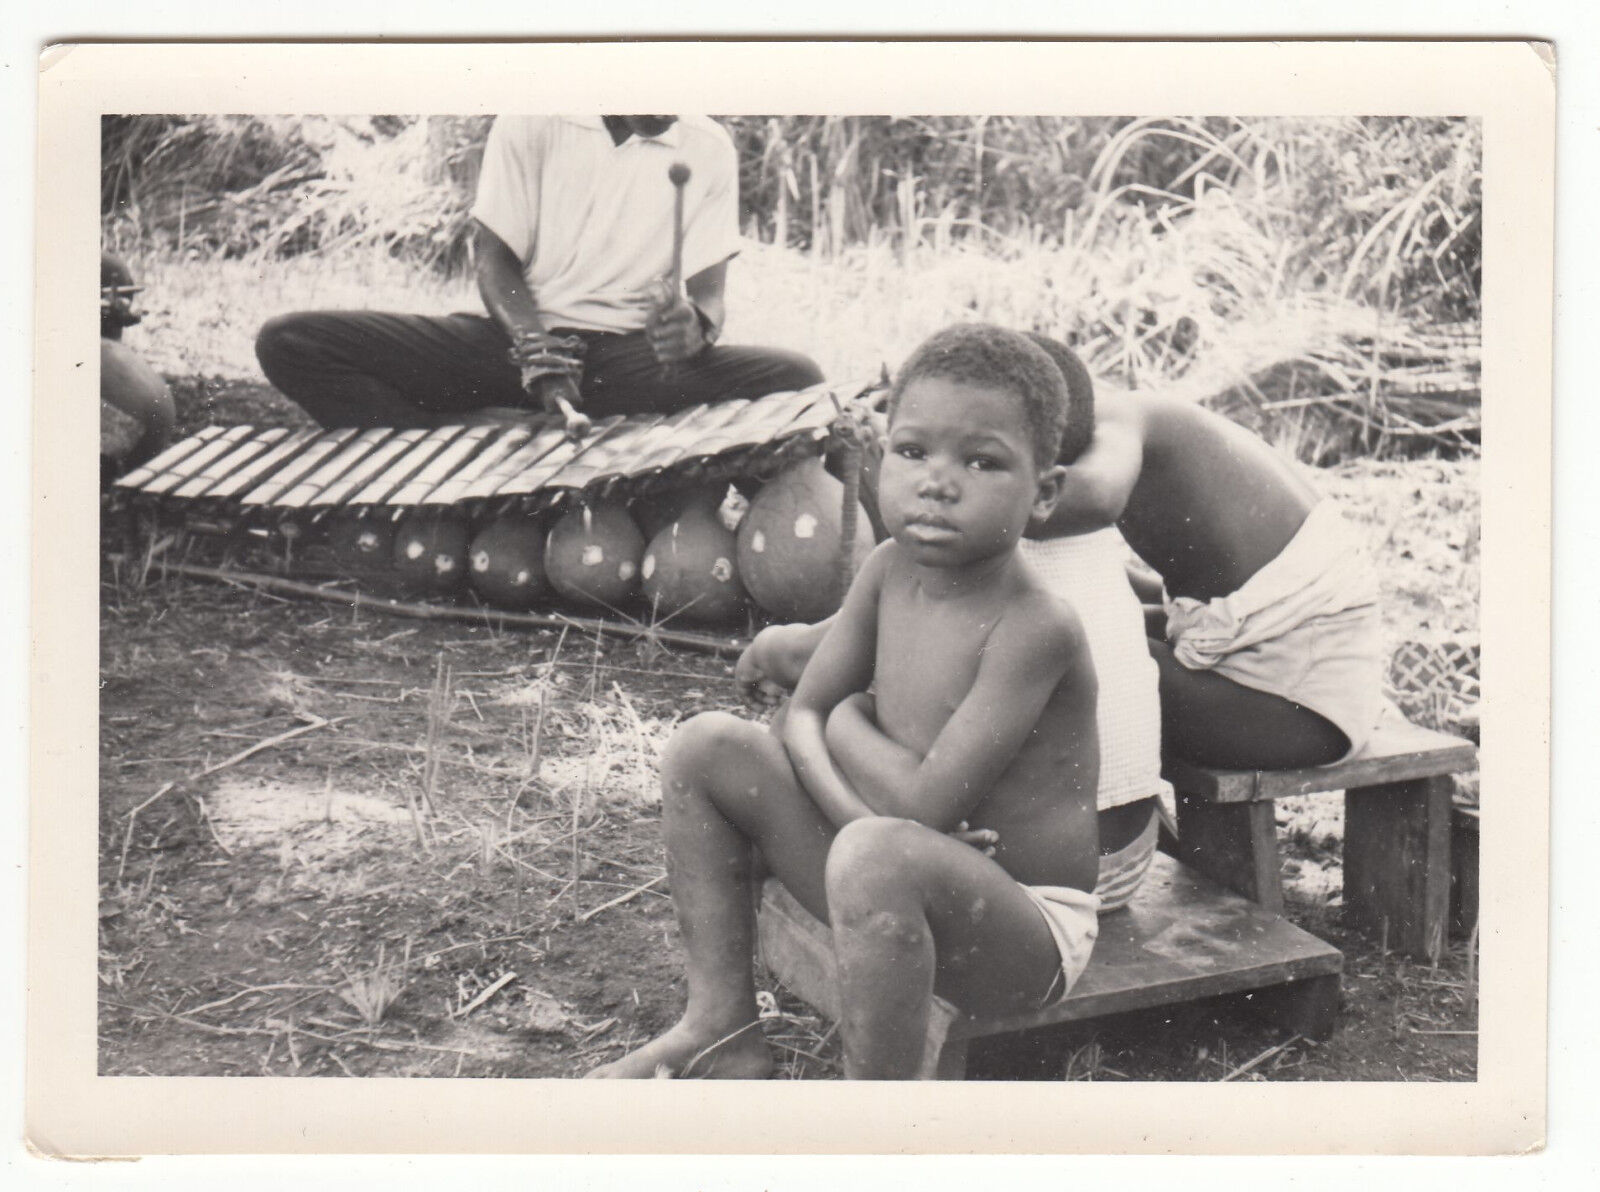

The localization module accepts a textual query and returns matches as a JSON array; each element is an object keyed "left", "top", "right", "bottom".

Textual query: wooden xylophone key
[
  {"left": 694, "top": 387, "right": 843, "bottom": 475},
  {"left": 579, "top": 401, "right": 725, "bottom": 497},
  {"left": 133, "top": 426, "right": 259, "bottom": 497},
  {"left": 345, "top": 425, "right": 473, "bottom": 509},
  {"left": 686, "top": 388, "right": 829, "bottom": 457},
  {"left": 418, "top": 425, "right": 536, "bottom": 507},
  {"left": 478, "top": 415, "right": 625, "bottom": 508},
  {"left": 310, "top": 428, "right": 430, "bottom": 510},
  {"left": 533, "top": 414, "right": 668, "bottom": 494},
  {"left": 167, "top": 428, "right": 294, "bottom": 502},
  {"left": 642, "top": 392, "right": 820, "bottom": 481},
  {"left": 456, "top": 424, "right": 573, "bottom": 505},
  {"left": 238, "top": 429, "right": 360, "bottom": 507},
  {"left": 626, "top": 400, "right": 753, "bottom": 475},
  {"left": 200, "top": 427, "right": 323, "bottom": 503},
  {"left": 384, "top": 426, "right": 506, "bottom": 508},
  {"left": 272, "top": 428, "right": 403, "bottom": 510},
  {"left": 115, "top": 425, "right": 229, "bottom": 493}
]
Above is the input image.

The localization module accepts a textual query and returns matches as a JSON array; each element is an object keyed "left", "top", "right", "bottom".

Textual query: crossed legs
[{"left": 587, "top": 711, "right": 1066, "bottom": 1079}]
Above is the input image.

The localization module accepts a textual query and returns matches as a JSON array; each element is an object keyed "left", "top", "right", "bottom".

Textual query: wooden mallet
[
  {"left": 549, "top": 386, "right": 591, "bottom": 441},
  {"left": 668, "top": 161, "right": 691, "bottom": 298},
  {"left": 656, "top": 161, "right": 693, "bottom": 382}
]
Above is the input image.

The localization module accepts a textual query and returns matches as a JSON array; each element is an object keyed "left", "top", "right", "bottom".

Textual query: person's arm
[
  {"left": 1025, "top": 410, "right": 1144, "bottom": 539},
  {"left": 823, "top": 692, "right": 922, "bottom": 801},
  {"left": 473, "top": 220, "right": 549, "bottom": 343},
  {"left": 734, "top": 617, "right": 833, "bottom": 705},
  {"left": 648, "top": 125, "right": 740, "bottom": 365},
  {"left": 1125, "top": 556, "right": 1164, "bottom": 604},
  {"left": 780, "top": 545, "right": 892, "bottom": 827},
  {"left": 823, "top": 599, "right": 1095, "bottom": 831},
  {"left": 473, "top": 220, "right": 584, "bottom": 417}
]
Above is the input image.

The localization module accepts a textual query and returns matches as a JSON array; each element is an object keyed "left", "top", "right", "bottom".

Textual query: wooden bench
[
  {"left": 1163, "top": 716, "right": 1478, "bottom": 960},
  {"left": 756, "top": 851, "right": 1342, "bottom": 1079}
]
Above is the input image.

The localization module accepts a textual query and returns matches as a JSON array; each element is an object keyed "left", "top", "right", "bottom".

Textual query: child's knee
[
  {"left": 825, "top": 817, "right": 922, "bottom": 910},
  {"left": 660, "top": 711, "right": 750, "bottom": 794}
]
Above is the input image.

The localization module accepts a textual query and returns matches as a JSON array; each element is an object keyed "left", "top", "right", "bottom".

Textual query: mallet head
[{"left": 668, "top": 162, "right": 691, "bottom": 188}]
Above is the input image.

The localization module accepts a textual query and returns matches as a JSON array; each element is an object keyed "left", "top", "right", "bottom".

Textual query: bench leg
[
  {"left": 1343, "top": 776, "right": 1452, "bottom": 961},
  {"left": 1175, "top": 791, "right": 1284, "bottom": 915},
  {"left": 1246, "top": 971, "right": 1341, "bottom": 1042},
  {"left": 1451, "top": 807, "right": 1480, "bottom": 939}
]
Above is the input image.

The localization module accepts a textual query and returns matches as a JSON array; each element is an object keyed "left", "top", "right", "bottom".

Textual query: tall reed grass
[{"left": 106, "top": 114, "right": 1481, "bottom": 462}]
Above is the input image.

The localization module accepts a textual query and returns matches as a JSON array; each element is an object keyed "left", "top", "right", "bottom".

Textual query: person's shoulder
[
  {"left": 856, "top": 538, "right": 903, "bottom": 586},
  {"left": 678, "top": 117, "right": 738, "bottom": 167},
  {"left": 1002, "top": 571, "right": 1089, "bottom": 660},
  {"left": 678, "top": 116, "right": 736, "bottom": 150},
  {"left": 485, "top": 115, "right": 560, "bottom": 147},
  {"left": 1091, "top": 387, "right": 1151, "bottom": 433}
]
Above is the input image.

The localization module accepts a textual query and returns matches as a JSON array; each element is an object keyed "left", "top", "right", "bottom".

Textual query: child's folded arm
[
  {"left": 824, "top": 693, "right": 922, "bottom": 808},
  {"left": 831, "top": 599, "right": 1097, "bottom": 831},
  {"left": 1027, "top": 412, "right": 1142, "bottom": 538},
  {"left": 780, "top": 544, "right": 892, "bottom": 827}
]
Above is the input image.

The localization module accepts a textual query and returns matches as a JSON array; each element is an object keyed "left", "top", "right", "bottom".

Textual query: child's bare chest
[{"left": 873, "top": 589, "right": 995, "bottom": 753}]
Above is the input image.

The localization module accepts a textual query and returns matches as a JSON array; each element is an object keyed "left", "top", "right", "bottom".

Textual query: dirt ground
[{"left": 97, "top": 379, "right": 1479, "bottom": 1082}]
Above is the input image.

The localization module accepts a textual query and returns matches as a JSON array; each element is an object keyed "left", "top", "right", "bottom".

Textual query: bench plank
[
  {"left": 1164, "top": 718, "right": 1477, "bottom": 804},
  {"left": 756, "top": 852, "right": 1342, "bottom": 1077}
]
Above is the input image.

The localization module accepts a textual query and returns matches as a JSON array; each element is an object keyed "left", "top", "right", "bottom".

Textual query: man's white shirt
[{"left": 471, "top": 115, "right": 743, "bottom": 334}]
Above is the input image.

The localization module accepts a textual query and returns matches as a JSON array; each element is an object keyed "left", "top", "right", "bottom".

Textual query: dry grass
[
  {"left": 124, "top": 250, "right": 475, "bottom": 382},
  {"left": 108, "top": 114, "right": 1479, "bottom": 457}
]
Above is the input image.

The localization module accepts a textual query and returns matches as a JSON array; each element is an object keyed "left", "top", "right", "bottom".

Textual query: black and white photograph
[{"left": 29, "top": 40, "right": 1552, "bottom": 1156}]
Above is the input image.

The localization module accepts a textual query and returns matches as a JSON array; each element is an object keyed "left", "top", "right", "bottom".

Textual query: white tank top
[{"left": 1020, "top": 530, "right": 1171, "bottom": 811}]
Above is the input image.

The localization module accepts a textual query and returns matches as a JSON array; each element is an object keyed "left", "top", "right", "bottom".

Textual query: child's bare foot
[{"left": 585, "top": 1018, "right": 774, "bottom": 1079}]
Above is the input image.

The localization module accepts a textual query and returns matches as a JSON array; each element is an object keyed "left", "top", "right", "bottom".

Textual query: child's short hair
[
  {"left": 889, "top": 324, "right": 1069, "bottom": 468},
  {"left": 1023, "top": 333, "right": 1096, "bottom": 466}
]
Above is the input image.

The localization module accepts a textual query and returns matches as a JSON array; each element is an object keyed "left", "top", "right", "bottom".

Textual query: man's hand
[
  {"left": 645, "top": 293, "right": 707, "bottom": 366},
  {"left": 507, "top": 331, "right": 590, "bottom": 439}
]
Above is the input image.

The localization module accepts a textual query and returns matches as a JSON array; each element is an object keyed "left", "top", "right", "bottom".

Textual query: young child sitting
[
  {"left": 1025, "top": 335, "right": 1383, "bottom": 769},
  {"left": 589, "top": 324, "right": 1102, "bottom": 1080},
  {"left": 736, "top": 337, "right": 1170, "bottom": 908}
]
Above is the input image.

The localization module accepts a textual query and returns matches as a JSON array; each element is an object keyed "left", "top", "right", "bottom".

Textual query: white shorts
[
  {"left": 1165, "top": 500, "right": 1384, "bottom": 757},
  {"left": 1023, "top": 884, "right": 1101, "bottom": 1008}
]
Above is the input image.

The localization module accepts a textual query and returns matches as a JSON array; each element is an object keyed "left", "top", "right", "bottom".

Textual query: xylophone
[
  {"left": 113, "top": 379, "right": 873, "bottom": 537},
  {"left": 110, "top": 380, "right": 879, "bottom": 627}
]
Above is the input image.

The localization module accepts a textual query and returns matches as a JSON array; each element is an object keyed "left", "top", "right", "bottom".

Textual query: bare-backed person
[
  {"left": 1027, "top": 335, "right": 1383, "bottom": 770},
  {"left": 255, "top": 116, "right": 822, "bottom": 429},
  {"left": 589, "top": 325, "right": 1102, "bottom": 1080}
]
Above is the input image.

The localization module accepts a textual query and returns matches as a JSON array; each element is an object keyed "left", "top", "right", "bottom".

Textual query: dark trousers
[{"left": 255, "top": 311, "right": 826, "bottom": 429}]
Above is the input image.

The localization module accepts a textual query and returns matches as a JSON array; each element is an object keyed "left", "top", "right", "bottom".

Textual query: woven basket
[{"left": 1387, "top": 638, "right": 1479, "bottom": 805}]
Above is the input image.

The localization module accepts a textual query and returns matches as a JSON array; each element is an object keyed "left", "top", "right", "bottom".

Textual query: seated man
[
  {"left": 255, "top": 116, "right": 822, "bottom": 430},
  {"left": 590, "top": 325, "right": 1101, "bottom": 1080},
  {"left": 1028, "top": 336, "right": 1383, "bottom": 770}
]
